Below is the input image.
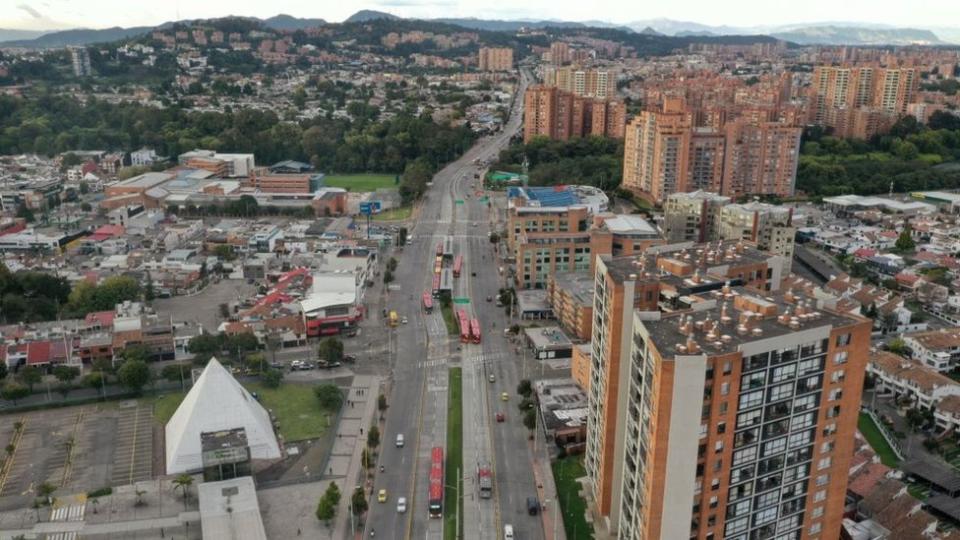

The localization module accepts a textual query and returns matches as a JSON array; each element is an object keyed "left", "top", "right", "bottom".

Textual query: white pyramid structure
[{"left": 165, "top": 357, "right": 281, "bottom": 475}]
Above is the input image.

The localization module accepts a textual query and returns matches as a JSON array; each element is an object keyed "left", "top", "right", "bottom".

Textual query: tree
[
  {"left": 398, "top": 227, "right": 407, "bottom": 246},
  {"left": 262, "top": 368, "right": 283, "bottom": 388},
  {"left": 83, "top": 372, "right": 106, "bottom": 391},
  {"left": 188, "top": 333, "right": 221, "bottom": 363},
  {"left": 888, "top": 338, "right": 909, "bottom": 355},
  {"left": 387, "top": 257, "right": 398, "bottom": 272},
  {"left": 351, "top": 487, "right": 368, "bottom": 516},
  {"left": 517, "top": 379, "right": 532, "bottom": 397},
  {"left": 214, "top": 244, "right": 236, "bottom": 261},
  {"left": 37, "top": 481, "right": 57, "bottom": 504},
  {"left": 523, "top": 408, "right": 537, "bottom": 431},
  {"left": 317, "top": 337, "right": 344, "bottom": 364},
  {"left": 378, "top": 393, "right": 387, "bottom": 411},
  {"left": 0, "top": 362, "right": 6, "bottom": 381},
  {"left": 361, "top": 447, "right": 373, "bottom": 470},
  {"left": 1, "top": 382, "right": 29, "bottom": 404},
  {"left": 161, "top": 363, "right": 190, "bottom": 383},
  {"left": 315, "top": 383, "right": 344, "bottom": 410},
  {"left": 383, "top": 270, "right": 394, "bottom": 284},
  {"left": 316, "top": 495, "right": 335, "bottom": 525},
  {"left": 489, "top": 232, "right": 500, "bottom": 244},
  {"left": 895, "top": 228, "right": 916, "bottom": 252},
  {"left": 53, "top": 365, "right": 80, "bottom": 385},
  {"left": 172, "top": 474, "right": 194, "bottom": 510},
  {"left": 144, "top": 273, "right": 155, "bottom": 302},
  {"left": 116, "top": 359, "right": 151, "bottom": 394},
  {"left": 18, "top": 365, "right": 42, "bottom": 392},
  {"left": 15, "top": 203, "right": 34, "bottom": 223},
  {"left": 367, "top": 425, "right": 380, "bottom": 448}
]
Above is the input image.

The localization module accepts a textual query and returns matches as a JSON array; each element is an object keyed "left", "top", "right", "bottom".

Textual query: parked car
[
  {"left": 343, "top": 354, "right": 358, "bottom": 364},
  {"left": 527, "top": 497, "right": 540, "bottom": 516},
  {"left": 496, "top": 412, "right": 505, "bottom": 422},
  {"left": 317, "top": 361, "right": 341, "bottom": 369}
]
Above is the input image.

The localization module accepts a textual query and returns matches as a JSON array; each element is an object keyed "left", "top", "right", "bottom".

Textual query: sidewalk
[
  {"left": 332, "top": 375, "right": 381, "bottom": 540},
  {"left": 530, "top": 437, "right": 565, "bottom": 540}
]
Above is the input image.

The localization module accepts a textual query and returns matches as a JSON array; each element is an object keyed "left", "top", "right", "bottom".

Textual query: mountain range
[{"left": 0, "top": 11, "right": 957, "bottom": 48}]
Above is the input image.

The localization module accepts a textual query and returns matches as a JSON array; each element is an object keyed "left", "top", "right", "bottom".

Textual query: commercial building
[
  {"left": 478, "top": 47, "right": 513, "bottom": 71},
  {"left": 663, "top": 191, "right": 731, "bottom": 243},
  {"left": 178, "top": 150, "right": 255, "bottom": 178},
  {"left": 549, "top": 41, "right": 571, "bottom": 65},
  {"left": 613, "top": 286, "right": 870, "bottom": 540},
  {"left": 523, "top": 85, "right": 626, "bottom": 142},
  {"left": 585, "top": 241, "right": 786, "bottom": 524},
  {"left": 548, "top": 272, "right": 595, "bottom": 341}
]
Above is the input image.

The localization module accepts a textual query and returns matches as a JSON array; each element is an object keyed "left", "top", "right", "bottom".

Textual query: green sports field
[{"left": 322, "top": 174, "right": 398, "bottom": 192}]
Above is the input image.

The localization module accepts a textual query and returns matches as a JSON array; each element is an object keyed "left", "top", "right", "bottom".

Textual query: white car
[{"left": 397, "top": 497, "right": 407, "bottom": 513}]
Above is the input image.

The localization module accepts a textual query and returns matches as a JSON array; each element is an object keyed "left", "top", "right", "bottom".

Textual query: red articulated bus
[
  {"left": 431, "top": 274, "right": 441, "bottom": 298},
  {"left": 436, "top": 242, "right": 443, "bottom": 257},
  {"left": 457, "top": 309, "right": 471, "bottom": 343},
  {"left": 470, "top": 318, "right": 481, "bottom": 344},
  {"left": 434, "top": 255, "right": 443, "bottom": 275},
  {"left": 429, "top": 447, "right": 444, "bottom": 518},
  {"left": 452, "top": 255, "right": 463, "bottom": 278},
  {"left": 422, "top": 291, "right": 434, "bottom": 313}
]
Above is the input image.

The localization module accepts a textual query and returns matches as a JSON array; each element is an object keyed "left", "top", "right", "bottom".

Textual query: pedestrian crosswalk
[
  {"left": 51, "top": 504, "right": 85, "bottom": 522},
  {"left": 46, "top": 533, "right": 78, "bottom": 540},
  {"left": 418, "top": 358, "right": 448, "bottom": 369}
]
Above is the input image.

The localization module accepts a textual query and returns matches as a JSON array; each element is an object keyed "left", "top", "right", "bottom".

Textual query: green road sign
[
  {"left": 453, "top": 297, "right": 470, "bottom": 304},
  {"left": 479, "top": 196, "right": 489, "bottom": 202},
  {"left": 455, "top": 199, "right": 464, "bottom": 205}
]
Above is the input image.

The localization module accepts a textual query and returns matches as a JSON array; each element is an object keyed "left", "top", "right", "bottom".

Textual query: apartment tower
[
  {"left": 586, "top": 244, "right": 870, "bottom": 540},
  {"left": 478, "top": 47, "right": 514, "bottom": 72}
]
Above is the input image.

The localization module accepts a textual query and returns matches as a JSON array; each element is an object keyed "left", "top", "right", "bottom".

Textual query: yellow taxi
[
  {"left": 378, "top": 489, "right": 387, "bottom": 503},
  {"left": 500, "top": 392, "right": 509, "bottom": 401}
]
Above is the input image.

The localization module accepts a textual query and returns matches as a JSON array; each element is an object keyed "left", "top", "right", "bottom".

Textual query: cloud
[
  {"left": 377, "top": 0, "right": 456, "bottom": 6},
  {"left": 17, "top": 4, "right": 44, "bottom": 18}
]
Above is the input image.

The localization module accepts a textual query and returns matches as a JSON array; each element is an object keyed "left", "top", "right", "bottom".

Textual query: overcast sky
[{"left": 4, "top": 0, "right": 960, "bottom": 30}]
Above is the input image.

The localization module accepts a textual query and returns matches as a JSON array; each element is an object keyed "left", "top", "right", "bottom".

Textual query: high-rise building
[
  {"left": 478, "top": 47, "right": 514, "bottom": 71},
  {"left": 68, "top": 46, "right": 92, "bottom": 77},
  {"left": 621, "top": 98, "right": 694, "bottom": 203},
  {"left": 545, "top": 66, "right": 613, "bottom": 99},
  {"left": 585, "top": 242, "right": 787, "bottom": 528},
  {"left": 808, "top": 64, "right": 919, "bottom": 133},
  {"left": 721, "top": 121, "right": 801, "bottom": 200},
  {"left": 523, "top": 85, "right": 626, "bottom": 142},
  {"left": 586, "top": 244, "right": 870, "bottom": 540},
  {"left": 550, "top": 41, "right": 571, "bottom": 65},
  {"left": 663, "top": 191, "right": 731, "bottom": 243}
]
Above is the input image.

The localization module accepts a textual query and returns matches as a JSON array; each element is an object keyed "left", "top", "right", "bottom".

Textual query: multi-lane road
[{"left": 365, "top": 68, "right": 545, "bottom": 540}]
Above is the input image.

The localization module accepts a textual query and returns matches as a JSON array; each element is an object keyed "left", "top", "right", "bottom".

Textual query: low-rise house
[
  {"left": 903, "top": 328, "right": 960, "bottom": 372},
  {"left": 868, "top": 350, "right": 960, "bottom": 410}
]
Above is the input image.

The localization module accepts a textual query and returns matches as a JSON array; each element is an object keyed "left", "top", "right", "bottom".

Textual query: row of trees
[
  {"left": 0, "top": 93, "right": 474, "bottom": 183},
  {"left": 797, "top": 116, "right": 960, "bottom": 197},
  {"left": 0, "top": 264, "right": 143, "bottom": 323},
  {"left": 493, "top": 135, "right": 624, "bottom": 190}
]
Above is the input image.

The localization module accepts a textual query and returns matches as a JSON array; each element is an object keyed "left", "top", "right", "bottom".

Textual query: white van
[
  {"left": 396, "top": 434, "right": 405, "bottom": 447},
  {"left": 504, "top": 524, "right": 514, "bottom": 539}
]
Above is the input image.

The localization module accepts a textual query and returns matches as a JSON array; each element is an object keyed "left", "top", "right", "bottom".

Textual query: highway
[{"left": 364, "top": 67, "right": 542, "bottom": 540}]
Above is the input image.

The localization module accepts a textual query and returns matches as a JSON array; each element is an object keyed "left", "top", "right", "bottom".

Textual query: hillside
[
  {"left": 345, "top": 10, "right": 400, "bottom": 23},
  {"left": 771, "top": 26, "right": 944, "bottom": 45},
  {"left": 0, "top": 26, "right": 152, "bottom": 48}
]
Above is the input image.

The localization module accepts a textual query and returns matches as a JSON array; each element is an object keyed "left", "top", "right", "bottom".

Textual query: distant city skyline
[{"left": 3, "top": 0, "right": 960, "bottom": 32}]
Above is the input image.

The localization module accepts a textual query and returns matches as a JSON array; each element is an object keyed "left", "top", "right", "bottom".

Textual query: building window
[
  {"left": 818, "top": 457, "right": 832, "bottom": 470},
  {"left": 833, "top": 351, "right": 848, "bottom": 364},
  {"left": 813, "top": 490, "right": 826, "bottom": 503},
  {"left": 812, "top": 506, "right": 824, "bottom": 518},
  {"left": 836, "top": 333, "right": 851, "bottom": 346},
  {"left": 810, "top": 523, "right": 822, "bottom": 535},
  {"left": 816, "top": 474, "right": 829, "bottom": 487}
]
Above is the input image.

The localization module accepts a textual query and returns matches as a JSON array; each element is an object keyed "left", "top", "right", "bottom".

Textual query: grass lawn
[
  {"left": 444, "top": 368, "right": 463, "bottom": 540},
  {"left": 441, "top": 303, "right": 458, "bottom": 335},
  {"left": 552, "top": 456, "right": 595, "bottom": 540},
  {"left": 323, "top": 174, "right": 398, "bottom": 192},
  {"left": 152, "top": 391, "right": 187, "bottom": 425},
  {"left": 372, "top": 206, "right": 412, "bottom": 221},
  {"left": 150, "top": 382, "right": 335, "bottom": 443},
  {"left": 858, "top": 412, "right": 901, "bottom": 467}
]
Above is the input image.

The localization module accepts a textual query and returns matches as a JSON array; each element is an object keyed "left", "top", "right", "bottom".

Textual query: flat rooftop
[
  {"left": 602, "top": 240, "right": 772, "bottom": 284},
  {"left": 199, "top": 476, "right": 267, "bottom": 540},
  {"left": 113, "top": 171, "right": 173, "bottom": 189},
  {"left": 552, "top": 272, "right": 594, "bottom": 307},
  {"left": 600, "top": 214, "right": 659, "bottom": 237},
  {"left": 642, "top": 285, "right": 861, "bottom": 358},
  {"left": 524, "top": 326, "right": 573, "bottom": 350}
]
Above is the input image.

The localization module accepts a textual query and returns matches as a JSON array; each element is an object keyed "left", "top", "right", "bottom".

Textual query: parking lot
[
  {"left": 152, "top": 278, "right": 258, "bottom": 333},
  {"left": 0, "top": 402, "right": 154, "bottom": 511}
]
